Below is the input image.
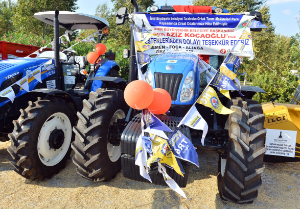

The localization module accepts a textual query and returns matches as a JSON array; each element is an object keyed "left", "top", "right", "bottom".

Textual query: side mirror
[
  {"left": 116, "top": 7, "right": 128, "bottom": 25},
  {"left": 249, "top": 11, "right": 262, "bottom": 32},
  {"left": 123, "top": 49, "right": 130, "bottom": 59}
]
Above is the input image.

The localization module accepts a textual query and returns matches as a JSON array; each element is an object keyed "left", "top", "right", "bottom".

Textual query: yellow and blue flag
[
  {"left": 197, "top": 86, "right": 234, "bottom": 115},
  {"left": 146, "top": 135, "right": 184, "bottom": 177},
  {"left": 168, "top": 129, "right": 199, "bottom": 167}
]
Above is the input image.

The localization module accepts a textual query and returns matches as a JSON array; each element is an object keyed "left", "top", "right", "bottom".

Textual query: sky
[{"left": 75, "top": 0, "right": 300, "bottom": 37}]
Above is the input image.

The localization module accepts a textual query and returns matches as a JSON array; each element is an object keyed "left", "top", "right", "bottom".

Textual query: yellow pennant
[
  {"left": 135, "top": 33, "right": 157, "bottom": 52},
  {"left": 220, "top": 89, "right": 231, "bottom": 99},
  {"left": 197, "top": 86, "right": 234, "bottom": 115},
  {"left": 240, "top": 30, "right": 253, "bottom": 40},
  {"left": 146, "top": 135, "right": 184, "bottom": 177},
  {"left": 220, "top": 63, "right": 237, "bottom": 80}
]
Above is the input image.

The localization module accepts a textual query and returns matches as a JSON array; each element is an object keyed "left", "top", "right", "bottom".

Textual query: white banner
[{"left": 133, "top": 13, "right": 254, "bottom": 56}]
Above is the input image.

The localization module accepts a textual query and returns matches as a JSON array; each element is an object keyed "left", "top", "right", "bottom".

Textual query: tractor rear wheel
[
  {"left": 218, "top": 98, "right": 266, "bottom": 203},
  {"left": 72, "top": 88, "right": 128, "bottom": 181},
  {"left": 7, "top": 97, "right": 77, "bottom": 180}
]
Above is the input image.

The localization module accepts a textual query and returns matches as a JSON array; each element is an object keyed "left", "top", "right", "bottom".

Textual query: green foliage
[
  {"left": 1, "top": 31, "right": 52, "bottom": 47},
  {"left": 12, "top": 0, "right": 78, "bottom": 38},
  {"left": 103, "top": 39, "right": 130, "bottom": 80},
  {"left": 0, "top": 0, "right": 15, "bottom": 36},
  {"left": 252, "top": 67, "right": 299, "bottom": 103}
]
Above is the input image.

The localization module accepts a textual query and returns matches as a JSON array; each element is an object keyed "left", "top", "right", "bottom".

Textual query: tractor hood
[
  {"left": 0, "top": 58, "right": 53, "bottom": 92},
  {"left": 147, "top": 53, "right": 199, "bottom": 105},
  {"left": 151, "top": 53, "right": 196, "bottom": 75}
]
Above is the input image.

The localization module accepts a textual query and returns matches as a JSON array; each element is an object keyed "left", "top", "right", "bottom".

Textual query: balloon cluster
[
  {"left": 124, "top": 80, "right": 172, "bottom": 115},
  {"left": 87, "top": 43, "right": 107, "bottom": 64}
]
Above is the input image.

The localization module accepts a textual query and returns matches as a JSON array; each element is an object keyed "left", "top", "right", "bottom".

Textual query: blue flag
[
  {"left": 168, "top": 129, "right": 199, "bottom": 167},
  {"left": 137, "top": 52, "right": 151, "bottom": 65},
  {"left": 248, "top": 20, "right": 268, "bottom": 29},
  {"left": 142, "top": 136, "right": 153, "bottom": 154},
  {"left": 142, "top": 109, "right": 172, "bottom": 132},
  {"left": 224, "top": 53, "right": 245, "bottom": 75},
  {"left": 210, "top": 71, "right": 239, "bottom": 91}
]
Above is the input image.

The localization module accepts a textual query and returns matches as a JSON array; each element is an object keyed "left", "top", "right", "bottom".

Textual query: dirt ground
[{"left": 1, "top": 141, "right": 300, "bottom": 209}]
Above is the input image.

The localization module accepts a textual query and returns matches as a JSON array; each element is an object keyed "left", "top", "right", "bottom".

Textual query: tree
[
  {"left": 95, "top": 0, "right": 154, "bottom": 45},
  {"left": 12, "top": 0, "right": 78, "bottom": 38},
  {"left": 0, "top": 0, "right": 15, "bottom": 36}
]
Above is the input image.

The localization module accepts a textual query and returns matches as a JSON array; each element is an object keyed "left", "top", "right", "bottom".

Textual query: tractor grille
[
  {"left": 155, "top": 73, "right": 183, "bottom": 101},
  {"left": 0, "top": 63, "right": 16, "bottom": 71}
]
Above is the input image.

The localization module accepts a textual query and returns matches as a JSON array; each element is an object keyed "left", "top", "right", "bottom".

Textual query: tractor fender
[
  {"left": 90, "top": 60, "right": 121, "bottom": 91},
  {"left": 230, "top": 85, "right": 265, "bottom": 99},
  {"left": 29, "top": 89, "right": 79, "bottom": 112},
  {"left": 90, "top": 76, "right": 127, "bottom": 91}
]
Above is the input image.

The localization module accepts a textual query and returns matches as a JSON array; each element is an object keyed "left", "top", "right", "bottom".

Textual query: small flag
[
  {"left": 210, "top": 71, "right": 239, "bottom": 91},
  {"left": 168, "top": 129, "right": 199, "bottom": 167},
  {"left": 248, "top": 20, "right": 268, "bottom": 29},
  {"left": 32, "top": 67, "right": 42, "bottom": 83},
  {"left": 147, "top": 135, "right": 184, "bottom": 177},
  {"left": 137, "top": 52, "right": 151, "bottom": 66},
  {"left": 135, "top": 135, "right": 152, "bottom": 183},
  {"left": 220, "top": 89, "right": 231, "bottom": 99},
  {"left": 232, "top": 28, "right": 254, "bottom": 60},
  {"left": 224, "top": 53, "right": 244, "bottom": 75},
  {"left": 0, "top": 86, "right": 15, "bottom": 103},
  {"left": 197, "top": 86, "right": 234, "bottom": 115},
  {"left": 177, "top": 105, "right": 208, "bottom": 145},
  {"left": 142, "top": 136, "right": 153, "bottom": 154},
  {"left": 220, "top": 64, "right": 237, "bottom": 80},
  {"left": 16, "top": 76, "right": 29, "bottom": 92},
  {"left": 158, "top": 163, "right": 187, "bottom": 198},
  {"left": 142, "top": 109, "right": 172, "bottom": 139}
]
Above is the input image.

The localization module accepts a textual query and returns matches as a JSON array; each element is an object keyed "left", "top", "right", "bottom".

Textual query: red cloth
[
  {"left": 198, "top": 55, "right": 210, "bottom": 64},
  {"left": 173, "top": 5, "right": 212, "bottom": 14}
]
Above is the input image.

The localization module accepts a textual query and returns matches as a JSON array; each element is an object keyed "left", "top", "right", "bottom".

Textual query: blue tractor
[
  {"left": 71, "top": 0, "right": 266, "bottom": 204},
  {"left": 2, "top": 11, "right": 127, "bottom": 180}
]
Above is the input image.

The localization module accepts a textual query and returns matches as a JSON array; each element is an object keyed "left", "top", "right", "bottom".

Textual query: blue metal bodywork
[
  {"left": 146, "top": 53, "right": 201, "bottom": 105},
  {"left": 0, "top": 57, "right": 119, "bottom": 107},
  {"left": 91, "top": 60, "right": 119, "bottom": 92},
  {"left": 0, "top": 58, "right": 55, "bottom": 107}
]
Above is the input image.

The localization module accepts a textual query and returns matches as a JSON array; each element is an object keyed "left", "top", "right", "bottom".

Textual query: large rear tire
[
  {"left": 218, "top": 98, "right": 266, "bottom": 203},
  {"left": 7, "top": 97, "right": 77, "bottom": 180},
  {"left": 72, "top": 88, "right": 128, "bottom": 181}
]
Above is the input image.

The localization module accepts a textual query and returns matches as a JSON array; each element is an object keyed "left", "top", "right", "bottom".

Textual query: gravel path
[{"left": 1, "top": 141, "right": 300, "bottom": 209}]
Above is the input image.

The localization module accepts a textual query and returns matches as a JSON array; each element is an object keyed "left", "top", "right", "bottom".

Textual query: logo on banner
[
  {"left": 220, "top": 49, "right": 226, "bottom": 54},
  {"left": 248, "top": 35, "right": 252, "bottom": 39},
  {"left": 211, "top": 97, "right": 220, "bottom": 110},
  {"left": 161, "top": 143, "right": 169, "bottom": 155},
  {"left": 239, "top": 20, "right": 248, "bottom": 30},
  {"left": 190, "top": 115, "right": 201, "bottom": 127},
  {"left": 1, "top": 88, "right": 12, "bottom": 97},
  {"left": 143, "top": 45, "right": 150, "bottom": 49}
]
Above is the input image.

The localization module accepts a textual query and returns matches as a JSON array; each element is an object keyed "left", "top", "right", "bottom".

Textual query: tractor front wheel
[{"left": 218, "top": 98, "right": 266, "bottom": 203}]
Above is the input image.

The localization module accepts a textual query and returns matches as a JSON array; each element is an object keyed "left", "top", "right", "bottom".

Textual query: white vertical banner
[
  {"left": 0, "top": 86, "right": 15, "bottom": 103},
  {"left": 33, "top": 67, "right": 42, "bottom": 83}
]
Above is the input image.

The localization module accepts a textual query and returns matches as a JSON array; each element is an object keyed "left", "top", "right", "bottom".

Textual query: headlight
[
  {"left": 145, "top": 68, "right": 153, "bottom": 88},
  {"left": 180, "top": 71, "right": 194, "bottom": 102}
]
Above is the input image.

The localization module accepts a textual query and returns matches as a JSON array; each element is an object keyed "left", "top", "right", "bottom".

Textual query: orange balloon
[
  {"left": 87, "top": 52, "right": 99, "bottom": 64},
  {"left": 95, "top": 43, "right": 107, "bottom": 55},
  {"left": 124, "top": 80, "right": 154, "bottom": 110},
  {"left": 148, "top": 88, "right": 171, "bottom": 115}
]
